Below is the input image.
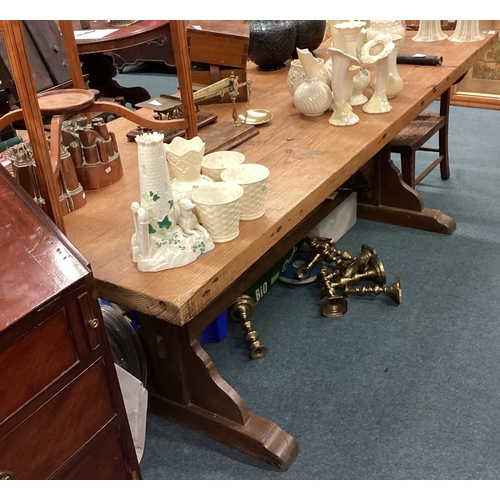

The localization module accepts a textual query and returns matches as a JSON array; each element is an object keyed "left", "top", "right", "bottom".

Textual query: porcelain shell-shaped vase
[
  {"left": 361, "top": 33, "right": 395, "bottom": 114},
  {"left": 412, "top": 20, "right": 448, "bottom": 42},
  {"left": 449, "top": 20, "right": 485, "bottom": 42},
  {"left": 164, "top": 136, "right": 212, "bottom": 197}
]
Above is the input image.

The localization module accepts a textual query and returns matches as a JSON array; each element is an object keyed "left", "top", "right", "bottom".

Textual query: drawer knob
[
  {"left": 0, "top": 470, "right": 13, "bottom": 480},
  {"left": 88, "top": 318, "right": 100, "bottom": 329}
]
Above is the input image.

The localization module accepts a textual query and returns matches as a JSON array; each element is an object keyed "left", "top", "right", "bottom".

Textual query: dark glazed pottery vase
[
  {"left": 247, "top": 20, "right": 297, "bottom": 71},
  {"left": 293, "top": 20, "right": 327, "bottom": 57}
]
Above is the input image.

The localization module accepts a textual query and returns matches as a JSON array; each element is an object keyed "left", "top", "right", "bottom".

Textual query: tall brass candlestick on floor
[{"left": 229, "top": 295, "right": 267, "bottom": 359}]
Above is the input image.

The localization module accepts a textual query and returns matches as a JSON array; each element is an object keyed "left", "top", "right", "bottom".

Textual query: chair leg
[
  {"left": 439, "top": 88, "right": 451, "bottom": 181},
  {"left": 400, "top": 151, "right": 416, "bottom": 188},
  {"left": 438, "top": 122, "right": 450, "bottom": 181}
]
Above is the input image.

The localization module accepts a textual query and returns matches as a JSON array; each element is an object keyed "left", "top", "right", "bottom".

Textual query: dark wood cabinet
[{"left": 0, "top": 165, "right": 141, "bottom": 480}]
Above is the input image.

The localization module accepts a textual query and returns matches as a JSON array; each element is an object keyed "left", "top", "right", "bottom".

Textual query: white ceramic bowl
[{"left": 201, "top": 151, "right": 245, "bottom": 182}]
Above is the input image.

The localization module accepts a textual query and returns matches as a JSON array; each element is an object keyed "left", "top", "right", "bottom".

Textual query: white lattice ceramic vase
[{"left": 165, "top": 136, "right": 213, "bottom": 198}]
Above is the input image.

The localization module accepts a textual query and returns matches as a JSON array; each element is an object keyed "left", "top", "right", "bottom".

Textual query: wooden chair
[{"left": 390, "top": 87, "right": 451, "bottom": 188}]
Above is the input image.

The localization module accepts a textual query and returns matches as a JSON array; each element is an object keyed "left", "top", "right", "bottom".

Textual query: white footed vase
[
  {"left": 361, "top": 33, "right": 395, "bottom": 114},
  {"left": 449, "top": 20, "right": 484, "bottom": 42},
  {"left": 164, "top": 136, "right": 212, "bottom": 199},
  {"left": 328, "top": 48, "right": 361, "bottom": 126},
  {"left": 333, "top": 20, "right": 370, "bottom": 106},
  {"left": 412, "top": 20, "right": 448, "bottom": 41},
  {"left": 293, "top": 48, "right": 332, "bottom": 116},
  {"left": 130, "top": 132, "right": 214, "bottom": 272},
  {"left": 386, "top": 34, "right": 404, "bottom": 98}
]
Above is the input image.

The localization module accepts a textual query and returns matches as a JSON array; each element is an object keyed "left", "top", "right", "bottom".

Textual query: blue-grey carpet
[{"left": 128, "top": 83, "right": 500, "bottom": 480}]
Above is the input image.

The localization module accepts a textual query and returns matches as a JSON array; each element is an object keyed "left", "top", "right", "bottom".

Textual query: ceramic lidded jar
[
  {"left": 164, "top": 136, "right": 213, "bottom": 199},
  {"left": 293, "top": 48, "right": 333, "bottom": 116}
]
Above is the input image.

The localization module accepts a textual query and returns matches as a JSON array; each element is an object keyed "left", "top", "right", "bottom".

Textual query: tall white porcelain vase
[
  {"left": 333, "top": 20, "right": 370, "bottom": 106},
  {"left": 136, "top": 132, "right": 176, "bottom": 235},
  {"left": 412, "top": 20, "right": 448, "bottom": 41},
  {"left": 328, "top": 48, "right": 361, "bottom": 126},
  {"left": 361, "top": 34, "right": 395, "bottom": 114},
  {"left": 293, "top": 48, "right": 332, "bottom": 116}
]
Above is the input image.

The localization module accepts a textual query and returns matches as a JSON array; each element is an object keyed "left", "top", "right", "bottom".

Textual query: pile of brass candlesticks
[{"left": 297, "top": 236, "right": 402, "bottom": 317}]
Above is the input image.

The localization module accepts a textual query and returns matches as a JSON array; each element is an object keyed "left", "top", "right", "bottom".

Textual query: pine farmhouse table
[{"left": 63, "top": 31, "right": 498, "bottom": 471}]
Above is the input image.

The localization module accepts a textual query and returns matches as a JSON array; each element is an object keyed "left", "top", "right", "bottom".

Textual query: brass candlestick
[
  {"left": 344, "top": 277, "right": 402, "bottom": 304},
  {"left": 297, "top": 237, "right": 355, "bottom": 280},
  {"left": 229, "top": 295, "right": 268, "bottom": 359}
]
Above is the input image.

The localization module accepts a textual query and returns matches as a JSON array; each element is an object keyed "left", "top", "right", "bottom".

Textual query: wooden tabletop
[
  {"left": 74, "top": 20, "right": 170, "bottom": 54},
  {"left": 63, "top": 31, "right": 498, "bottom": 327}
]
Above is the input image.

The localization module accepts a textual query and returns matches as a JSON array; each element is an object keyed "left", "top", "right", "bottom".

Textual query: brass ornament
[{"left": 299, "top": 237, "right": 402, "bottom": 316}]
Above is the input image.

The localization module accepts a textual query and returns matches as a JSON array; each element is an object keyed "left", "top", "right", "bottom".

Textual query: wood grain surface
[{"left": 63, "top": 31, "right": 498, "bottom": 326}]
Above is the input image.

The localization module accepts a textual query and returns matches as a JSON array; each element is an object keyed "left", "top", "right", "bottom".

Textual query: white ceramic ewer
[
  {"left": 328, "top": 48, "right": 361, "bottom": 126},
  {"left": 293, "top": 48, "right": 332, "bottom": 116},
  {"left": 361, "top": 33, "right": 395, "bottom": 114},
  {"left": 412, "top": 20, "right": 448, "bottom": 42}
]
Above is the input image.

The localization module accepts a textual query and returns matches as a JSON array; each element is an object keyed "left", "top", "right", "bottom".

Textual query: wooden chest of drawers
[{"left": 0, "top": 165, "right": 141, "bottom": 480}]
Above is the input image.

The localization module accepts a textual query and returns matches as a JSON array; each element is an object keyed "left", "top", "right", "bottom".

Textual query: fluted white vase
[
  {"left": 449, "top": 20, "right": 484, "bottom": 42},
  {"left": 361, "top": 33, "right": 395, "bottom": 114},
  {"left": 412, "top": 20, "right": 448, "bottom": 41}
]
